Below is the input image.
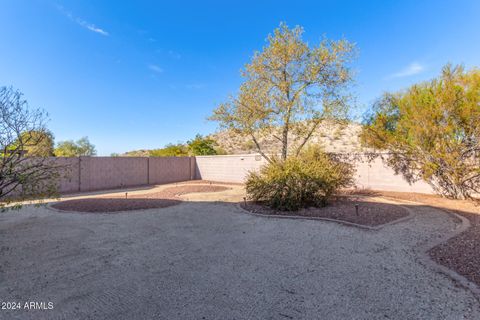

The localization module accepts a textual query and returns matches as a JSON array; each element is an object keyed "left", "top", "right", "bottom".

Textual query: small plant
[{"left": 245, "top": 147, "right": 355, "bottom": 211}]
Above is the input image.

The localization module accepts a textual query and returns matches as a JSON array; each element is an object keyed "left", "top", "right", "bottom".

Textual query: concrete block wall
[
  {"left": 148, "top": 157, "right": 194, "bottom": 184},
  {"left": 37, "top": 154, "right": 435, "bottom": 195},
  {"left": 353, "top": 156, "right": 434, "bottom": 193},
  {"left": 55, "top": 156, "right": 193, "bottom": 193},
  {"left": 53, "top": 157, "right": 81, "bottom": 193},
  {"left": 195, "top": 154, "right": 435, "bottom": 194},
  {"left": 79, "top": 157, "right": 149, "bottom": 191},
  {"left": 195, "top": 154, "right": 268, "bottom": 183}
]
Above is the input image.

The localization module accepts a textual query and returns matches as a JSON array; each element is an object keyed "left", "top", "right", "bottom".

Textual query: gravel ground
[
  {"left": 368, "top": 190, "right": 480, "bottom": 288},
  {"left": 430, "top": 226, "right": 480, "bottom": 286},
  {"left": 1, "top": 186, "right": 479, "bottom": 319},
  {"left": 50, "top": 185, "right": 229, "bottom": 213},
  {"left": 242, "top": 196, "right": 409, "bottom": 227}
]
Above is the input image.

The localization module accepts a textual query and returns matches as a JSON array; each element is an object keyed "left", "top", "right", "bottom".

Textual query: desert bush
[
  {"left": 245, "top": 148, "right": 355, "bottom": 211},
  {"left": 362, "top": 64, "right": 480, "bottom": 199}
]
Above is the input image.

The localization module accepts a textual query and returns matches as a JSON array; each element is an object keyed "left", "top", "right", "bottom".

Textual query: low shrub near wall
[{"left": 245, "top": 148, "right": 355, "bottom": 211}]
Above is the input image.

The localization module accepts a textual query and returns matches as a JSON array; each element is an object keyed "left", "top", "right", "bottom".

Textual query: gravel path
[
  {"left": 0, "top": 186, "right": 479, "bottom": 319},
  {"left": 365, "top": 190, "right": 480, "bottom": 289}
]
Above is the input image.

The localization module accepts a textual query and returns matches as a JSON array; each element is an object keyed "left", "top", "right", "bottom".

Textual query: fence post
[
  {"left": 190, "top": 156, "right": 196, "bottom": 180},
  {"left": 147, "top": 157, "right": 150, "bottom": 185},
  {"left": 78, "top": 156, "right": 81, "bottom": 192}
]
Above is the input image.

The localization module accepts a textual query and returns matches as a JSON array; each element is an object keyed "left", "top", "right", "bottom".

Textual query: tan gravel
[
  {"left": 1, "top": 185, "right": 480, "bottom": 319},
  {"left": 368, "top": 190, "right": 480, "bottom": 288}
]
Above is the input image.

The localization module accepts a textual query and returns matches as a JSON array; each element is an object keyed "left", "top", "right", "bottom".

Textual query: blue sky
[{"left": 1, "top": 0, "right": 479, "bottom": 155}]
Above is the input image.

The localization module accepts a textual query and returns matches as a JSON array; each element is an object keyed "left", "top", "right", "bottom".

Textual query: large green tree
[
  {"left": 187, "top": 134, "right": 219, "bottom": 155},
  {"left": 16, "top": 130, "right": 55, "bottom": 157},
  {"left": 362, "top": 64, "right": 480, "bottom": 199},
  {"left": 211, "top": 23, "right": 355, "bottom": 162},
  {"left": 55, "top": 137, "right": 96, "bottom": 157}
]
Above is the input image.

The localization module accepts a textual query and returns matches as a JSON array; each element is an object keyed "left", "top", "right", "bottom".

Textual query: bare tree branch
[{"left": 0, "top": 86, "right": 62, "bottom": 205}]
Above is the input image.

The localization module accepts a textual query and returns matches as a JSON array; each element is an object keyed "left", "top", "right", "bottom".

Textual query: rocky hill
[
  {"left": 121, "top": 149, "right": 152, "bottom": 157},
  {"left": 122, "top": 121, "right": 366, "bottom": 156},
  {"left": 209, "top": 121, "right": 366, "bottom": 155}
]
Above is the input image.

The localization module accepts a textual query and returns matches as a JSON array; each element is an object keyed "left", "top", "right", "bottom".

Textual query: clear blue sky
[{"left": 1, "top": 0, "right": 479, "bottom": 155}]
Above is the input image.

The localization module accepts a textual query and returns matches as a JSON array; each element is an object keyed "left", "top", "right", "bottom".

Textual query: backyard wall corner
[{"left": 195, "top": 154, "right": 267, "bottom": 183}]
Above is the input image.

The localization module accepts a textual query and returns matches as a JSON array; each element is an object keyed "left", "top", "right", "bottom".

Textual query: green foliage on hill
[
  {"left": 124, "top": 134, "right": 224, "bottom": 157},
  {"left": 149, "top": 143, "right": 189, "bottom": 157},
  {"left": 187, "top": 134, "right": 225, "bottom": 156}
]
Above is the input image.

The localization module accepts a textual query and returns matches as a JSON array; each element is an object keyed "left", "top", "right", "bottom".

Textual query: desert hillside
[
  {"left": 209, "top": 121, "right": 366, "bottom": 155},
  {"left": 122, "top": 121, "right": 367, "bottom": 156},
  {"left": 121, "top": 149, "right": 151, "bottom": 157}
]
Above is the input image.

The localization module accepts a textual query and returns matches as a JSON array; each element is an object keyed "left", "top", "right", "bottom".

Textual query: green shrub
[{"left": 245, "top": 148, "right": 355, "bottom": 211}]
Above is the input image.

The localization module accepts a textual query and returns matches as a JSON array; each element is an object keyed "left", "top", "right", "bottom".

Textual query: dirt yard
[{"left": 1, "top": 183, "right": 479, "bottom": 319}]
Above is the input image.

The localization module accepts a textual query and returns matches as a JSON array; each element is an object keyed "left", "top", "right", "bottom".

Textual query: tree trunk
[{"left": 281, "top": 126, "right": 288, "bottom": 161}]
